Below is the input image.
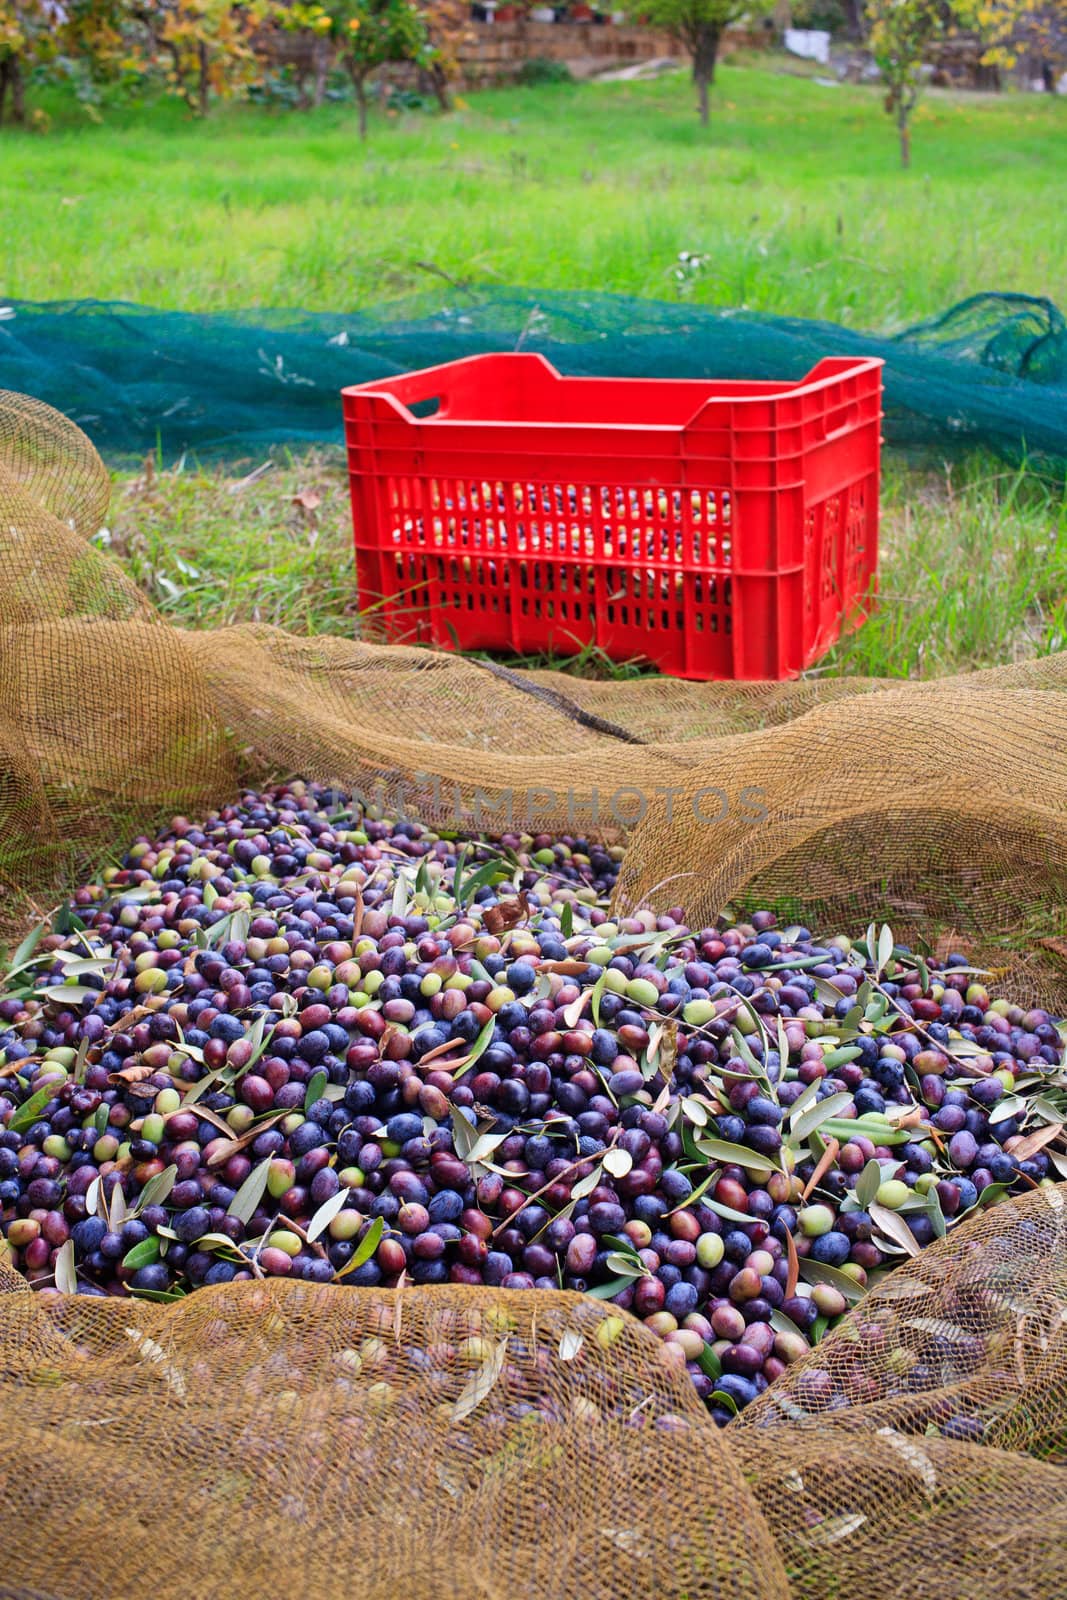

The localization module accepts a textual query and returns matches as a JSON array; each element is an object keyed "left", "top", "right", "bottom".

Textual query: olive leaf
[
  {"left": 904, "top": 1316, "right": 979, "bottom": 1344},
  {"left": 450, "top": 847, "right": 469, "bottom": 904},
  {"left": 604, "top": 1251, "right": 649, "bottom": 1280},
  {"left": 695, "top": 1136, "right": 779, "bottom": 1177},
  {"left": 226, "top": 1158, "right": 271, "bottom": 1225},
  {"left": 770, "top": 1308, "right": 806, "bottom": 1341},
  {"left": 821, "top": 1046, "right": 863, "bottom": 1070},
  {"left": 798, "top": 1258, "right": 867, "bottom": 1303},
  {"left": 789, "top": 1091, "right": 854, "bottom": 1145},
  {"left": 1010, "top": 1120, "right": 1065, "bottom": 1162},
  {"left": 786, "top": 1078, "right": 823, "bottom": 1126},
  {"left": 306, "top": 1188, "right": 351, "bottom": 1243},
  {"left": 450, "top": 1337, "right": 509, "bottom": 1422},
  {"left": 9, "top": 1084, "right": 56, "bottom": 1133},
  {"left": 334, "top": 1215, "right": 385, "bottom": 1279},
  {"left": 666, "top": 1167, "right": 720, "bottom": 1216},
  {"left": 696, "top": 1343, "right": 722, "bottom": 1379},
  {"left": 304, "top": 1069, "right": 328, "bottom": 1112},
  {"left": 783, "top": 1221, "right": 800, "bottom": 1300},
  {"left": 806, "top": 1513, "right": 868, "bottom": 1546},
  {"left": 590, "top": 969, "right": 607, "bottom": 1029},
  {"left": 759, "top": 954, "right": 835, "bottom": 974},
  {"left": 244, "top": 1011, "right": 274, "bottom": 1074},
  {"left": 457, "top": 859, "right": 511, "bottom": 909},
  {"left": 869, "top": 1202, "right": 923, "bottom": 1257},
  {"left": 122, "top": 1236, "right": 161, "bottom": 1271},
  {"left": 3, "top": 920, "right": 47, "bottom": 988},
  {"left": 131, "top": 1164, "right": 178, "bottom": 1217},
  {"left": 561, "top": 987, "right": 589, "bottom": 1029},
  {"left": 704, "top": 1194, "right": 755, "bottom": 1226},
  {"left": 107, "top": 1181, "right": 127, "bottom": 1230},
  {"left": 390, "top": 871, "right": 410, "bottom": 920},
  {"left": 558, "top": 1330, "right": 584, "bottom": 1361},
  {"left": 85, "top": 1175, "right": 106, "bottom": 1221},
  {"left": 570, "top": 1165, "right": 603, "bottom": 1201},
  {"left": 924, "top": 1185, "right": 947, "bottom": 1239},
  {"left": 54, "top": 1239, "right": 77, "bottom": 1295},
  {"left": 876, "top": 924, "right": 895, "bottom": 979},
  {"left": 854, "top": 1158, "right": 883, "bottom": 1211},
  {"left": 585, "top": 1275, "right": 634, "bottom": 1300},
  {"left": 681, "top": 1095, "right": 708, "bottom": 1127},
  {"left": 876, "top": 1428, "right": 938, "bottom": 1496},
  {"left": 447, "top": 1014, "right": 497, "bottom": 1082},
  {"left": 34, "top": 984, "right": 99, "bottom": 1006},
  {"left": 53, "top": 958, "right": 114, "bottom": 979}
]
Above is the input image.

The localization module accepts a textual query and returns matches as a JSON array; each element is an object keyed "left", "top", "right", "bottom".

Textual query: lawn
[
  {"left": 6, "top": 62, "right": 1067, "bottom": 677},
  {"left": 5, "top": 62, "right": 1067, "bottom": 324}
]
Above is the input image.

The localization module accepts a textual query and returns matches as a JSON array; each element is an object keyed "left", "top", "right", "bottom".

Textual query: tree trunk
[
  {"left": 430, "top": 61, "right": 451, "bottom": 113},
  {"left": 897, "top": 107, "right": 910, "bottom": 169},
  {"left": 197, "top": 41, "right": 210, "bottom": 117},
  {"left": 691, "top": 22, "right": 721, "bottom": 126},
  {"left": 840, "top": 0, "right": 865, "bottom": 40},
  {"left": 9, "top": 55, "right": 24, "bottom": 123},
  {"left": 351, "top": 67, "right": 368, "bottom": 139},
  {"left": 312, "top": 42, "right": 328, "bottom": 108}
]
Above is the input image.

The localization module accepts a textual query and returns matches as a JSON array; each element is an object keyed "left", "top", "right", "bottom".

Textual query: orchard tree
[
  {"left": 1, "top": 0, "right": 133, "bottom": 127},
  {"left": 415, "top": 0, "right": 473, "bottom": 110},
  {"left": 973, "top": 0, "right": 1067, "bottom": 89},
  {"left": 134, "top": 0, "right": 267, "bottom": 115},
  {"left": 642, "top": 0, "right": 764, "bottom": 124},
  {"left": 866, "top": 0, "right": 952, "bottom": 167},
  {"left": 0, "top": 1, "right": 33, "bottom": 124},
  {"left": 296, "top": 0, "right": 429, "bottom": 136}
]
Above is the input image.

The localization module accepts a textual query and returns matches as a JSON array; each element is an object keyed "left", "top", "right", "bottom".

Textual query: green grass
[
  {"left": 108, "top": 451, "right": 1066, "bottom": 679},
  {"left": 5, "top": 62, "right": 1066, "bottom": 324},
  {"left": 9, "top": 63, "right": 1067, "bottom": 679}
]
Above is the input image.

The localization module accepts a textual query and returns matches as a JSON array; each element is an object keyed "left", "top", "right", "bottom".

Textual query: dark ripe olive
[
  {"left": 4, "top": 784, "right": 1060, "bottom": 1426},
  {"left": 376, "top": 1237, "right": 407, "bottom": 1276},
  {"left": 714, "top": 1177, "right": 749, "bottom": 1214},
  {"left": 566, "top": 1234, "right": 597, "bottom": 1276}
]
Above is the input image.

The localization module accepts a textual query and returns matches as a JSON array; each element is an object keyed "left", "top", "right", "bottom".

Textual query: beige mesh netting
[
  {"left": 1, "top": 1187, "right": 1066, "bottom": 1600},
  {"left": 2, "top": 391, "right": 1067, "bottom": 1599}
]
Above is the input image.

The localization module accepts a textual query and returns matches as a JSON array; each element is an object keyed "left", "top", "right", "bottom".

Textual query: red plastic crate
[{"left": 342, "top": 352, "right": 883, "bottom": 680}]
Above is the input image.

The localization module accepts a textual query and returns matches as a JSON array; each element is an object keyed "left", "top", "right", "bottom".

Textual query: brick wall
[
  {"left": 455, "top": 21, "right": 771, "bottom": 84},
  {"left": 457, "top": 21, "right": 679, "bottom": 83},
  {"left": 255, "top": 18, "right": 769, "bottom": 95}
]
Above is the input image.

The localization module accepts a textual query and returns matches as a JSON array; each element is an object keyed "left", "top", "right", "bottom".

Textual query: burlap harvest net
[
  {"left": 1, "top": 1187, "right": 1066, "bottom": 1600},
  {"left": 2, "top": 391, "right": 1067, "bottom": 1599}
]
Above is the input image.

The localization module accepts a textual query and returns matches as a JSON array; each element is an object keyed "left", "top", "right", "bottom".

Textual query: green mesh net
[{"left": 0, "top": 290, "right": 1064, "bottom": 467}]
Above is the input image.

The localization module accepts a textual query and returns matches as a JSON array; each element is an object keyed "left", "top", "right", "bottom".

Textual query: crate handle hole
[{"left": 820, "top": 401, "right": 859, "bottom": 440}]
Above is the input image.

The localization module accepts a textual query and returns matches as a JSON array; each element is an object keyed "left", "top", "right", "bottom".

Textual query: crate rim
[{"left": 342, "top": 351, "right": 886, "bottom": 431}]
